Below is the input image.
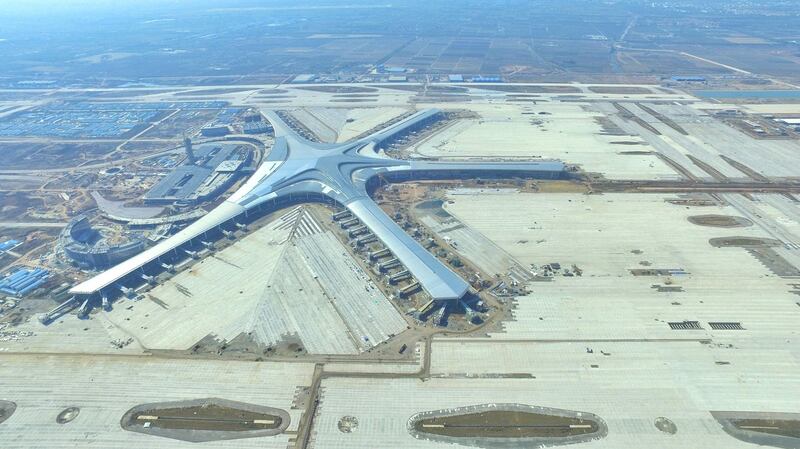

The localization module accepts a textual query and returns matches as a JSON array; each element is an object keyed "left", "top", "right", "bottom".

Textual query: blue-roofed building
[
  {"left": 0, "top": 239, "right": 21, "bottom": 252},
  {"left": 471, "top": 76, "right": 503, "bottom": 83},
  {"left": 0, "top": 267, "right": 50, "bottom": 297},
  {"left": 200, "top": 125, "right": 230, "bottom": 137}
]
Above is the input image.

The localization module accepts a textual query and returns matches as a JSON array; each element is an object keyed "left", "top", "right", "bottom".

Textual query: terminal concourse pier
[{"left": 62, "top": 109, "right": 564, "bottom": 317}]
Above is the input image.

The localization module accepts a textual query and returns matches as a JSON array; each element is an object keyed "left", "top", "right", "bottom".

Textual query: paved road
[
  {"left": 0, "top": 147, "right": 184, "bottom": 174},
  {"left": 0, "top": 222, "right": 67, "bottom": 229},
  {"left": 0, "top": 136, "right": 264, "bottom": 175},
  {"left": 0, "top": 174, "right": 49, "bottom": 182}
]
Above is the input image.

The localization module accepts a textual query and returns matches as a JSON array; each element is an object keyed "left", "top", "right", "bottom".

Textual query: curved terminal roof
[
  {"left": 69, "top": 202, "right": 245, "bottom": 295},
  {"left": 70, "top": 109, "right": 565, "bottom": 301},
  {"left": 346, "top": 198, "right": 468, "bottom": 300}
]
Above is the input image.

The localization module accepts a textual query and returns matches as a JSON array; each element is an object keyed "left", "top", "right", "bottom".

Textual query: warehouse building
[
  {"left": 0, "top": 267, "right": 50, "bottom": 297},
  {"left": 200, "top": 125, "right": 230, "bottom": 137},
  {"left": 0, "top": 239, "right": 21, "bottom": 252},
  {"left": 242, "top": 114, "right": 271, "bottom": 134}
]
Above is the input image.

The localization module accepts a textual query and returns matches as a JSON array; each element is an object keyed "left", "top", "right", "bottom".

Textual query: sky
[
  {"left": 0, "top": 0, "right": 364, "bottom": 14},
  {"left": 0, "top": 1, "right": 197, "bottom": 17}
]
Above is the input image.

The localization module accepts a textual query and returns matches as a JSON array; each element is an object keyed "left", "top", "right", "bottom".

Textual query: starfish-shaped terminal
[{"left": 67, "top": 109, "right": 565, "bottom": 308}]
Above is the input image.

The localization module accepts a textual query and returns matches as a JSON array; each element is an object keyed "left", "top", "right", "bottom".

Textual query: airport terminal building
[
  {"left": 64, "top": 109, "right": 565, "bottom": 316},
  {"left": 144, "top": 143, "right": 250, "bottom": 205}
]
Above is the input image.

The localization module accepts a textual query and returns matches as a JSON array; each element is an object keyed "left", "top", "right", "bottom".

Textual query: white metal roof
[
  {"left": 70, "top": 109, "right": 565, "bottom": 301},
  {"left": 346, "top": 197, "right": 468, "bottom": 300},
  {"left": 69, "top": 201, "right": 245, "bottom": 295}
]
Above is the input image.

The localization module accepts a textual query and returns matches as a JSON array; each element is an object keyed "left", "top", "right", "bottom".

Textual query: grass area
[
  {"left": 0, "top": 401, "right": 16, "bottom": 425},
  {"left": 688, "top": 215, "right": 752, "bottom": 228},
  {"left": 128, "top": 404, "right": 282, "bottom": 432},
  {"left": 734, "top": 418, "right": 800, "bottom": 439},
  {"left": 414, "top": 410, "right": 598, "bottom": 438}
]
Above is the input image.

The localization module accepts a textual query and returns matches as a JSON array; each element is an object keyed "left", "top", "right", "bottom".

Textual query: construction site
[
  {"left": 4, "top": 0, "right": 800, "bottom": 446},
  {"left": 0, "top": 81, "right": 799, "bottom": 449}
]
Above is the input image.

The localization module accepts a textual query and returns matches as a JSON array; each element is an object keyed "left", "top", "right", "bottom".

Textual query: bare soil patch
[
  {"left": 295, "top": 86, "right": 377, "bottom": 94},
  {"left": 126, "top": 404, "right": 281, "bottom": 432},
  {"left": 414, "top": 410, "right": 599, "bottom": 438},
  {"left": 588, "top": 86, "right": 652, "bottom": 94},
  {"left": 688, "top": 215, "right": 753, "bottom": 228},
  {"left": 121, "top": 398, "right": 290, "bottom": 442},
  {"left": 709, "top": 236, "right": 781, "bottom": 248},
  {"left": 471, "top": 85, "right": 581, "bottom": 93},
  {"left": 173, "top": 88, "right": 253, "bottom": 96},
  {"left": 0, "top": 401, "right": 16, "bottom": 425},
  {"left": 732, "top": 418, "right": 800, "bottom": 439}
]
